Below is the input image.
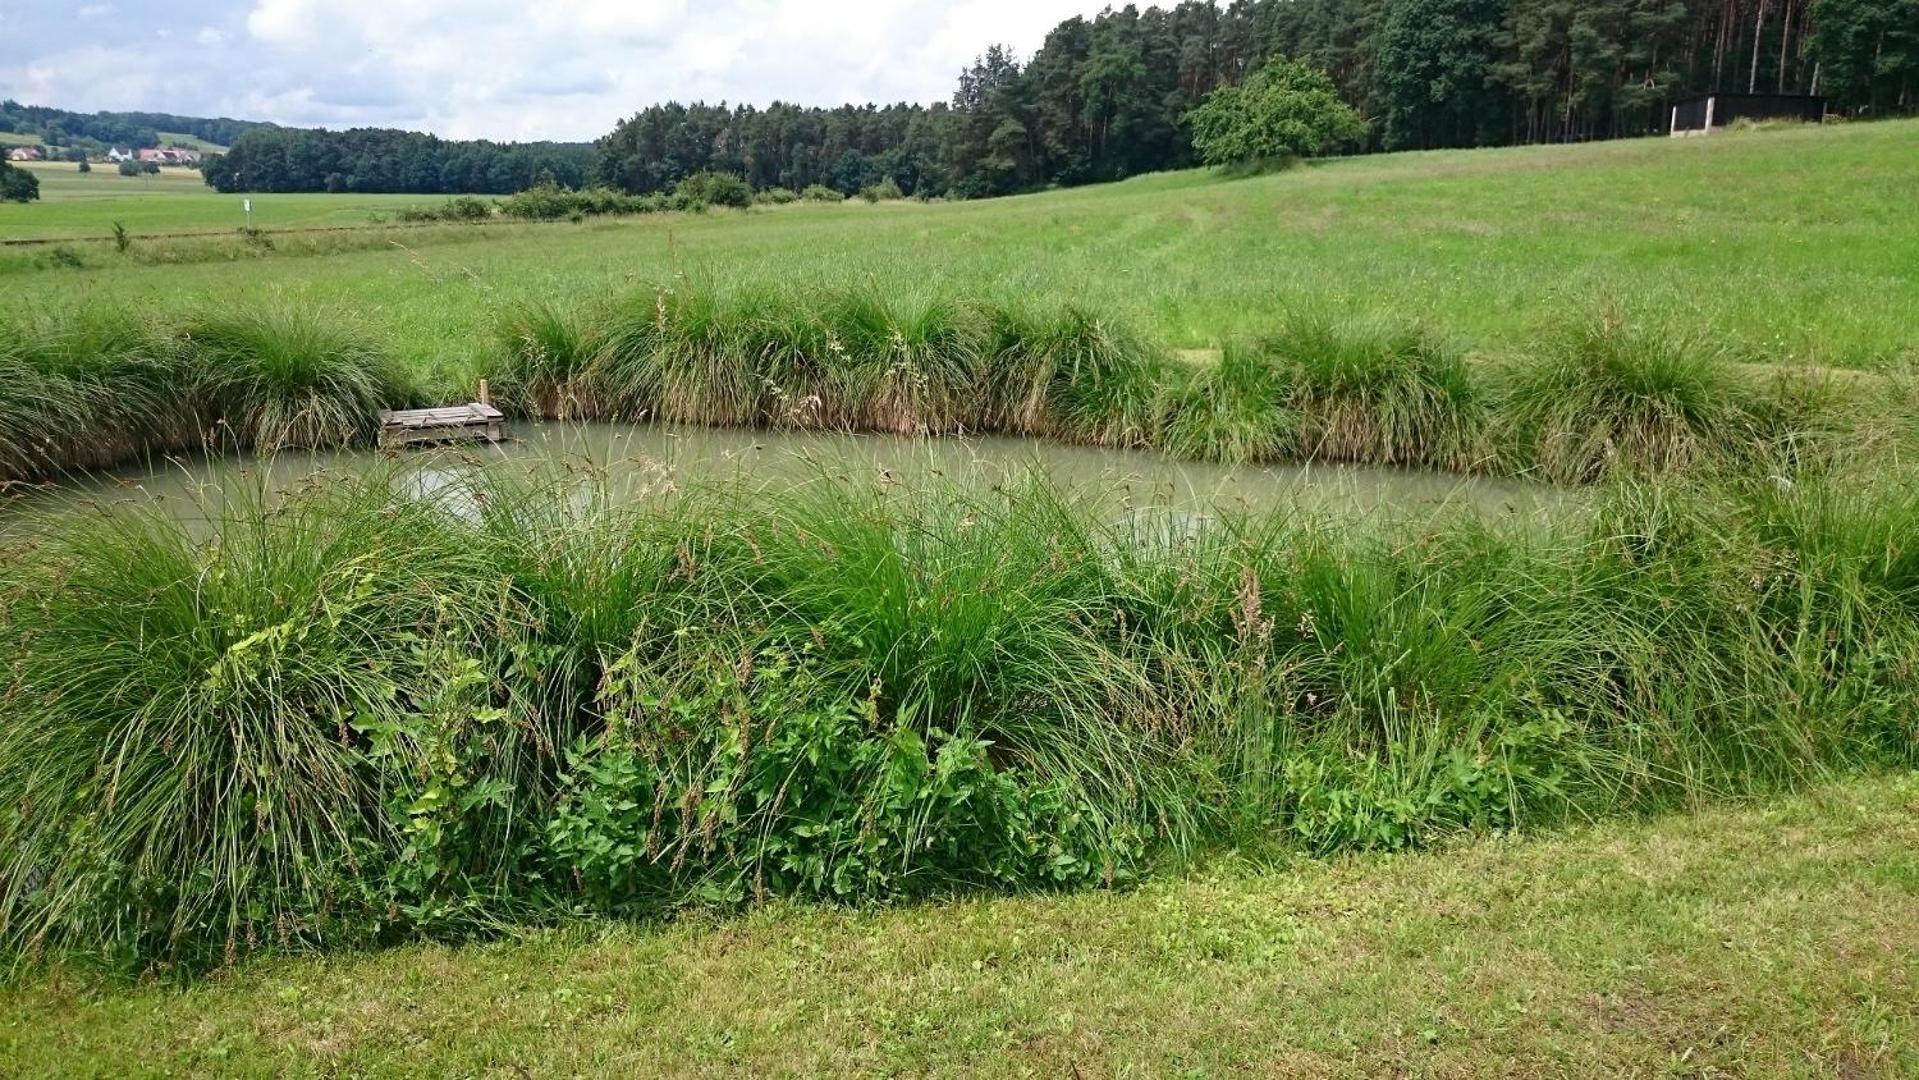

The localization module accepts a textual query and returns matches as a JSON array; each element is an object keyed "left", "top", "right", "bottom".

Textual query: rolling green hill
[
  {"left": 154, "top": 131, "right": 230, "bottom": 154},
  {"left": 5, "top": 119, "right": 1915, "bottom": 380}
]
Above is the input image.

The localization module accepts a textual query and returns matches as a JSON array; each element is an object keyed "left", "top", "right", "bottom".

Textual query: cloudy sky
[{"left": 1, "top": 0, "right": 1104, "bottom": 141}]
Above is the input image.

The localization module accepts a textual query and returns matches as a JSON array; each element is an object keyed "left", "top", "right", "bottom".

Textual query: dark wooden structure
[
  {"left": 1671, "top": 93, "right": 1827, "bottom": 136},
  {"left": 378, "top": 402, "right": 506, "bottom": 447}
]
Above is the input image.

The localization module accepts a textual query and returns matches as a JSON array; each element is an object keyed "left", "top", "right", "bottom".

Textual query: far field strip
[{"left": 0, "top": 162, "right": 441, "bottom": 239}]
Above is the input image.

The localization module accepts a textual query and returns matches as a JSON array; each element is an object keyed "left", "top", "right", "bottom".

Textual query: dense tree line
[
  {"left": 0, "top": 100, "right": 262, "bottom": 151},
  {"left": 600, "top": 0, "right": 1917, "bottom": 198},
  {"left": 21, "top": 0, "right": 1901, "bottom": 198},
  {"left": 201, "top": 127, "right": 597, "bottom": 194}
]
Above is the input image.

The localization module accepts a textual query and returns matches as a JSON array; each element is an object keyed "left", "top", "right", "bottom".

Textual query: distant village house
[
  {"left": 138, "top": 147, "right": 201, "bottom": 165},
  {"left": 6, "top": 146, "right": 44, "bottom": 161},
  {"left": 106, "top": 147, "right": 201, "bottom": 165}
]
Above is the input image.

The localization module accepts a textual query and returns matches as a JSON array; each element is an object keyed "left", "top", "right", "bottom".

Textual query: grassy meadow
[
  {"left": 1, "top": 119, "right": 1917, "bottom": 1071},
  {"left": 0, "top": 161, "right": 458, "bottom": 240},
  {"left": 3, "top": 120, "right": 1916, "bottom": 374},
  {"left": 4, "top": 772, "right": 1913, "bottom": 1075}
]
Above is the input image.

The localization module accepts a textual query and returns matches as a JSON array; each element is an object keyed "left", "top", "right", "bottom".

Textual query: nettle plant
[{"left": 545, "top": 638, "right": 1133, "bottom": 911}]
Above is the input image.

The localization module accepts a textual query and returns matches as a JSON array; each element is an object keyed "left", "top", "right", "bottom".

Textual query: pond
[{"left": 8, "top": 422, "right": 1563, "bottom": 525}]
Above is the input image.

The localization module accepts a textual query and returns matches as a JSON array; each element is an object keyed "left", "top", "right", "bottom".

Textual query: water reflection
[{"left": 14, "top": 421, "right": 1564, "bottom": 526}]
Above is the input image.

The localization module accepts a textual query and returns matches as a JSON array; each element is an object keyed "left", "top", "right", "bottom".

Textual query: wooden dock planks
[{"left": 377, "top": 402, "right": 506, "bottom": 447}]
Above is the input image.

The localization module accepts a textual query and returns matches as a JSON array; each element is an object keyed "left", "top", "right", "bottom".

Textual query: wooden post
[{"left": 477, "top": 379, "right": 491, "bottom": 407}]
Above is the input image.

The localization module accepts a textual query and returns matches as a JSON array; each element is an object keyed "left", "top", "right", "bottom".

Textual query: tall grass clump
[
  {"left": 536, "top": 474, "right": 1182, "bottom": 909},
  {"left": 0, "top": 333, "right": 82, "bottom": 483},
  {"left": 1157, "top": 314, "right": 1481, "bottom": 469},
  {"left": 1740, "top": 365, "right": 1909, "bottom": 478},
  {"left": 1496, "top": 317, "right": 1765, "bottom": 482},
  {"left": 982, "top": 303, "right": 1169, "bottom": 446},
  {"left": 488, "top": 283, "right": 1174, "bottom": 446},
  {"left": 3, "top": 461, "right": 1917, "bottom": 970},
  {"left": 1158, "top": 342, "right": 1292, "bottom": 463},
  {"left": 601, "top": 283, "right": 759, "bottom": 426},
  {"left": 0, "top": 479, "right": 515, "bottom": 969},
  {"left": 716, "top": 476, "right": 1185, "bottom": 833},
  {"left": 181, "top": 304, "right": 410, "bottom": 451},
  {"left": 1254, "top": 314, "right": 1484, "bottom": 470},
  {"left": 7, "top": 284, "right": 1897, "bottom": 486},
  {"left": 826, "top": 289, "right": 984, "bottom": 435},
  {"left": 487, "top": 298, "right": 609, "bottom": 420},
  {"left": 0, "top": 305, "right": 191, "bottom": 481},
  {"left": 738, "top": 287, "right": 843, "bottom": 428}
]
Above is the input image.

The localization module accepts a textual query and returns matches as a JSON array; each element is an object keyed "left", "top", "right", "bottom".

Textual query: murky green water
[{"left": 10, "top": 422, "right": 1562, "bottom": 524}]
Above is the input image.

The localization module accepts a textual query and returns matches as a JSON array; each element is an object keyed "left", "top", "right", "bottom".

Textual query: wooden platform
[{"left": 377, "top": 403, "right": 506, "bottom": 447}]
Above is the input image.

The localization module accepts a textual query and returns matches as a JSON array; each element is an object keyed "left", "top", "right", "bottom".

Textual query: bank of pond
[
  {"left": 1, "top": 439, "right": 1916, "bottom": 971},
  {"left": 0, "top": 286, "right": 1915, "bottom": 974},
  {"left": 3, "top": 284, "right": 1912, "bottom": 487}
]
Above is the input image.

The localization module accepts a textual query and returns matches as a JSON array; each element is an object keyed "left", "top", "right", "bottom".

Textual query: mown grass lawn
[
  {"left": 4, "top": 120, "right": 1915, "bottom": 381},
  {"left": 4, "top": 772, "right": 1912, "bottom": 1077}
]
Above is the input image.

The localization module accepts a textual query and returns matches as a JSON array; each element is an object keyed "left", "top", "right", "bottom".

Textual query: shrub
[
  {"left": 858, "top": 177, "right": 905, "bottom": 203},
  {"left": 0, "top": 159, "right": 40, "bottom": 202},
  {"left": 30, "top": 245, "right": 87, "bottom": 270},
  {"left": 673, "top": 170, "right": 752, "bottom": 209},
  {"left": 1185, "top": 59, "right": 1367, "bottom": 166},
  {"left": 548, "top": 645, "right": 1126, "bottom": 910},
  {"left": 800, "top": 183, "right": 844, "bottom": 203},
  {"left": 498, "top": 182, "right": 577, "bottom": 221},
  {"left": 453, "top": 198, "right": 488, "bottom": 221},
  {"left": 753, "top": 186, "right": 799, "bottom": 205},
  {"left": 398, "top": 195, "right": 494, "bottom": 223},
  {"left": 497, "top": 184, "right": 676, "bottom": 221}
]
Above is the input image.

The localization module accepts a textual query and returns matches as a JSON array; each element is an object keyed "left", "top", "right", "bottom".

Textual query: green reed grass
[
  {"left": 1496, "top": 317, "right": 1764, "bottom": 482},
  {"left": 182, "top": 306, "right": 411, "bottom": 452},
  {"left": 0, "top": 284, "right": 1898, "bottom": 483},
  {"left": 0, "top": 305, "right": 191, "bottom": 480},
  {"left": 1252, "top": 314, "right": 1484, "bottom": 471},
  {"left": 982, "top": 304, "right": 1169, "bottom": 446},
  {"left": 489, "top": 298, "right": 609, "bottom": 420},
  {"left": 1, "top": 300, "right": 412, "bottom": 483},
  {"left": 1159, "top": 340, "right": 1293, "bottom": 463},
  {"left": 1, "top": 460, "right": 1913, "bottom": 970},
  {"left": 0, "top": 478, "right": 501, "bottom": 968}
]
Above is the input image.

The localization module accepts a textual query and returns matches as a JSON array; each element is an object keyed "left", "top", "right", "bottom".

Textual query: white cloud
[{"left": 1, "top": 0, "right": 1104, "bottom": 141}]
